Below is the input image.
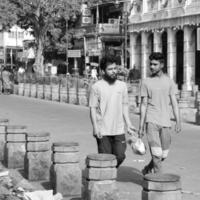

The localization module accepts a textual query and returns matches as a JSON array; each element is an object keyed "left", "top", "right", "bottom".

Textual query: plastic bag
[{"left": 131, "top": 138, "right": 146, "bottom": 155}]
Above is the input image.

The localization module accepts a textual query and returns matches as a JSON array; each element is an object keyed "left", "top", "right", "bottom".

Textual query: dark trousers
[{"left": 96, "top": 134, "right": 127, "bottom": 168}]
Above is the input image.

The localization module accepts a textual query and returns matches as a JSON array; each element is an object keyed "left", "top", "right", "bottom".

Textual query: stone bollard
[
  {"left": 196, "top": 101, "right": 200, "bottom": 125},
  {"left": 0, "top": 119, "right": 9, "bottom": 162},
  {"left": 52, "top": 142, "right": 81, "bottom": 198},
  {"left": 6, "top": 125, "right": 27, "bottom": 169},
  {"left": 85, "top": 153, "right": 119, "bottom": 200},
  {"left": 180, "top": 90, "right": 192, "bottom": 99},
  {"left": 142, "top": 173, "right": 182, "bottom": 200},
  {"left": 25, "top": 132, "right": 51, "bottom": 181}
]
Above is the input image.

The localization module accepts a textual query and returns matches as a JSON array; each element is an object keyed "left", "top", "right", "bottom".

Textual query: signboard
[
  {"left": 68, "top": 50, "right": 81, "bottom": 58},
  {"left": 88, "top": 49, "right": 101, "bottom": 56},
  {"left": 98, "top": 23, "right": 120, "bottom": 34}
]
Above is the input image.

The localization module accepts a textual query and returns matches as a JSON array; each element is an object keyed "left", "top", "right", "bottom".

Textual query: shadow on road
[{"left": 117, "top": 166, "right": 143, "bottom": 186}]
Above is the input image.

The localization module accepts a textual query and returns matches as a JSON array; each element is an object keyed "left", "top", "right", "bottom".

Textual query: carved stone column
[
  {"left": 130, "top": 32, "right": 141, "bottom": 70},
  {"left": 167, "top": 28, "right": 177, "bottom": 81},
  {"left": 141, "top": 32, "right": 151, "bottom": 79},
  {"left": 154, "top": 31, "right": 162, "bottom": 52},
  {"left": 183, "top": 26, "right": 195, "bottom": 91}
]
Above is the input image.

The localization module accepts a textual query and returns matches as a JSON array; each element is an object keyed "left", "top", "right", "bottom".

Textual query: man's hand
[
  {"left": 127, "top": 125, "right": 137, "bottom": 135},
  {"left": 175, "top": 121, "right": 181, "bottom": 133},
  {"left": 93, "top": 127, "right": 102, "bottom": 139},
  {"left": 138, "top": 129, "right": 144, "bottom": 138}
]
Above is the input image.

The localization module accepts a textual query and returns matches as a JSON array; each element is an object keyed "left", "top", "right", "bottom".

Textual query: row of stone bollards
[{"left": 0, "top": 118, "right": 182, "bottom": 200}]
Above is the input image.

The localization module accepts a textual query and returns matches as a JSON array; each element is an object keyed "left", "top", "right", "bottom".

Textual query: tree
[{"left": 0, "top": 0, "right": 81, "bottom": 75}]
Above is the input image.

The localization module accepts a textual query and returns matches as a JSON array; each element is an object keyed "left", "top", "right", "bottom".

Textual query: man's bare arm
[
  {"left": 90, "top": 107, "right": 102, "bottom": 138},
  {"left": 170, "top": 94, "right": 181, "bottom": 133},
  {"left": 138, "top": 96, "right": 148, "bottom": 138}
]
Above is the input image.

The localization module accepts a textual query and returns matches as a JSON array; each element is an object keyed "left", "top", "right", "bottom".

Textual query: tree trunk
[{"left": 34, "top": 38, "right": 44, "bottom": 76}]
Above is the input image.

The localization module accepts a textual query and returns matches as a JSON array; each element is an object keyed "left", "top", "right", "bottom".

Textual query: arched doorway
[
  {"left": 176, "top": 30, "right": 184, "bottom": 89},
  {"left": 162, "top": 31, "right": 168, "bottom": 73}
]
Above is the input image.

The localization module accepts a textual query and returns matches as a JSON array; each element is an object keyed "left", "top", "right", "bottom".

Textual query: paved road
[{"left": 0, "top": 95, "right": 200, "bottom": 200}]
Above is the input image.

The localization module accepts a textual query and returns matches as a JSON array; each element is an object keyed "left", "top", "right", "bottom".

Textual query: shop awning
[{"left": 129, "top": 14, "right": 200, "bottom": 32}]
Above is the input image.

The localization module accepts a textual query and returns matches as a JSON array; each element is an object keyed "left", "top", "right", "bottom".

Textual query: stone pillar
[
  {"left": 142, "top": 173, "right": 182, "bottom": 200},
  {"left": 196, "top": 101, "right": 200, "bottom": 125},
  {"left": 0, "top": 119, "right": 9, "bottom": 162},
  {"left": 167, "top": 28, "right": 177, "bottom": 81},
  {"left": 85, "top": 153, "right": 119, "bottom": 200},
  {"left": 52, "top": 142, "right": 81, "bottom": 198},
  {"left": 153, "top": 32, "right": 162, "bottom": 52},
  {"left": 6, "top": 125, "right": 27, "bottom": 169},
  {"left": 183, "top": 26, "right": 195, "bottom": 91},
  {"left": 130, "top": 33, "right": 141, "bottom": 69},
  {"left": 141, "top": 32, "right": 150, "bottom": 79},
  {"left": 25, "top": 132, "right": 51, "bottom": 181}
]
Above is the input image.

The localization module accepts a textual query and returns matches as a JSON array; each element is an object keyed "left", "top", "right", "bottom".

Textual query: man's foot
[{"left": 142, "top": 165, "right": 153, "bottom": 175}]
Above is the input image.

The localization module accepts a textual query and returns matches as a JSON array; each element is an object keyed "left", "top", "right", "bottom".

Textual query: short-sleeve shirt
[
  {"left": 89, "top": 79, "right": 128, "bottom": 136},
  {"left": 140, "top": 75, "right": 177, "bottom": 127}
]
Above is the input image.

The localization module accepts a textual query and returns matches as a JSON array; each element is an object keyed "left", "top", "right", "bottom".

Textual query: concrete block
[
  {"left": 27, "top": 132, "right": 50, "bottom": 142},
  {"left": 0, "top": 126, "right": 6, "bottom": 134},
  {"left": 142, "top": 190, "right": 181, "bottom": 200},
  {"left": 7, "top": 134, "right": 26, "bottom": 142},
  {"left": 0, "top": 119, "right": 9, "bottom": 126},
  {"left": 53, "top": 163, "right": 82, "bottom": 197},
  {"left": 89, "top": 180, "right": 120, "bottom": 200},
  {"left": 6, "top": 125, "right": 27, "bottom": 134},
  {"left": 27, "top": 141, "right": 51, "bottom": 152},
  {"left": 53, "top": 152, "right": 79, "bottom": 163},
  {"left": 6, "top": 142, "right": 26, "bottom": 168},
  {"left": 53, "top": 142, "right": 79, "bottom": 152},
  {"left": 0, "top": 134, "right": 6, "bottom": 161},
  {"left": 86, "top": 158, "right": 117, "bottom": 168},
  {"left": 25, "top": 151, "right": 51, "bottom": 181},
  {"left": 196, "top": 112, "right": 200, "bottom": 125},
  {"left": 86, "top": 167, "right": 117, "bottom": 180},
  {"left": 143, "top": 180, "right": 181, "bottom": 191}
]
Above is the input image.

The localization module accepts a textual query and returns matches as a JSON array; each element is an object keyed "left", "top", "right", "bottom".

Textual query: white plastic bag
[{"left": 131, "top": 138, "right": 146, "bottom": 155}]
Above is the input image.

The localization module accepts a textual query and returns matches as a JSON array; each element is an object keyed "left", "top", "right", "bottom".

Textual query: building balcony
[{"left": 84, "top": 23, "right": 123, "bottom": 37}]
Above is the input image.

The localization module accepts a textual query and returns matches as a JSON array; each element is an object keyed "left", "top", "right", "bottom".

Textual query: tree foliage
[{"left": 0, "top": 0, "right": 82, "bottom": 74}]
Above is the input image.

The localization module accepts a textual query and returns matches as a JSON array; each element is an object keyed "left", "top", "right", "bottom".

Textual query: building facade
[
  {"left": 0, "top": 25, "right": 34, "bottom": 68},
  {"left": 82, "top": 0, "right": 129, "bottom": 70},
  {"left": 129, "top": 0, "right": 200, "bottom": 91}
]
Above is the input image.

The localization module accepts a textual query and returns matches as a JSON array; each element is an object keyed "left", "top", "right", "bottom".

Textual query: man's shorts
[{"left": 146, "top": 122, "right": 171, "bottom": 159}]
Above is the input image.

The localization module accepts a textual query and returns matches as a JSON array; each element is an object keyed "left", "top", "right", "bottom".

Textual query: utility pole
[{"left": 66, "top": 20, "right": 69, "bottom": 75}]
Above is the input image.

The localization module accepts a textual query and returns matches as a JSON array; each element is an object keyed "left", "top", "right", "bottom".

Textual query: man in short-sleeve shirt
[
  {"left": 89, "top": 54, "right": 136, "bottom": 167},
  {"left": 138, "top": 52, "right": 181, "bottom": 175}
]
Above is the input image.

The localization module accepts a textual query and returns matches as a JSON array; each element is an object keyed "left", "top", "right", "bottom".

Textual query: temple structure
[{"left": 128, "top": 0, "right": 200, "bottom": 91}]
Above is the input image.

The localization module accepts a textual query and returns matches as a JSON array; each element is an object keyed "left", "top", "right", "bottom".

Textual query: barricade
[
  {"left": 85, "top": 153, "right": 119, "bottom": 200},
  {"left": 52, "top": 142, "right": 81, "bottom": 198},
  {"left": 0, "top": 119, "right": 9, "bottom": 162},
  {"left": 142, "top": 173, "right": 182, "bottom": 200},
  {"left": 25, "top": 132, "right": 51, "bottom": 181},
  {"left": 5, "top": 125, "right": 27, "bottom": 168},
  {"left": 69, "top": 88, "right": 78, "bottom": 104},
  {"left": 196, "top": 101, "right": 200, "bottom": 125}
]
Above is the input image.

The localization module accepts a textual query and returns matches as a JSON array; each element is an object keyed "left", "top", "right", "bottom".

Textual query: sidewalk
[{"left": 0, "top": 95, "right": 199, "bottom": 200}]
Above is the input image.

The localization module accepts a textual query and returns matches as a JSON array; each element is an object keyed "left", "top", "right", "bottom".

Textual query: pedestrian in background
[
  {"left": 138, "top": 52, "right": 181, "bottom": 175},
  {"left": 2, "top": 66, "right": 13, "bottom": 94},
  {"left": 89, "top": 54, "right": 136, "bottom": 168}
]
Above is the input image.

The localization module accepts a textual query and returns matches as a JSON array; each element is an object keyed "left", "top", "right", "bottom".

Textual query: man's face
[
  {"left": 104, "top": 63, "right": 117, "bottom": 82},
  {"left": 149, "top": 59, "right": 164, "bottom": 76}
]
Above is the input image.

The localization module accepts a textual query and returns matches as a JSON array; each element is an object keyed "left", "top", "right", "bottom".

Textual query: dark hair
[
  {"left": 100, "top": 54, "right": 118, "bottom": 71},
  {"left": 149, "top": 52, "right": 164, "bottom": 63}
]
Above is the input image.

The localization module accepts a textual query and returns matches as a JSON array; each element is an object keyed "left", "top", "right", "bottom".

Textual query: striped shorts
[{"left": 146, "top": 122, "right": 171, "bottom": 159}]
